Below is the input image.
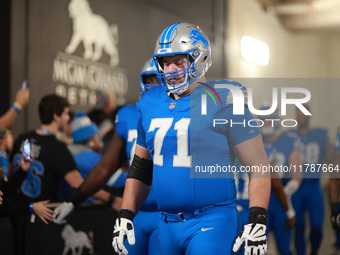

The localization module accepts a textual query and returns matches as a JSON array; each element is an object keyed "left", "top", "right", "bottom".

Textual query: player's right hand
[
  {"left": 112, "top": 209, "right": 136, "bottom": 255},
  {"left": 53, "top": 202, "right": 74, "bottom": 224}
]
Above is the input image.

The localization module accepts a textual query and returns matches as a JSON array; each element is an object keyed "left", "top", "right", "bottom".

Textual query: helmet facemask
[{"left": 155, "top": 50, "right": 201, "bottom": 95}]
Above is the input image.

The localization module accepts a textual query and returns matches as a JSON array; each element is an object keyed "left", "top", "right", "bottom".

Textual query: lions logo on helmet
[
  {"left": 190, "top": 29, "right": 209, "bottom": 49},
  {"left": 153, "top": 22, "right": 212, "bottom": 95},
  {"left": 139, "top": 58, "right": 160, "bottom": 96}
]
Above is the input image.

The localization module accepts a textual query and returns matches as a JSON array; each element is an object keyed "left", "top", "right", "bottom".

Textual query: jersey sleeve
[
  {"left": 115, "top": 108, "right": 128, "bottom": 141},
  {"left": 213, "top": 105, "right": 261, "bottom": 147},
  {"left": 136, "top": 113, "right": 147, "bottom": 148}
]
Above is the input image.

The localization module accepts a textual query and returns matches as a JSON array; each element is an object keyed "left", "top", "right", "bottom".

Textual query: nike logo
[
  {"left": 201, "top": 227, "right": 215, "bottom": 232},
  {"left": 254, "top": 226, "right": 264, "bottom": 235}
]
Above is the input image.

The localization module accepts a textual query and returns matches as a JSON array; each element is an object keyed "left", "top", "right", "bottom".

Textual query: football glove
[
  {"left": 53, "top": 202, "right": 74, "bottom": 224},
  {"left": 233, "top": 207, "right": 267, "bottom": 255},
  {"left": 331, "top": 203, "right": 340, "bottom": 232},
  {"left": 112, "top": 209, "right": 136, "bottom": 255}
]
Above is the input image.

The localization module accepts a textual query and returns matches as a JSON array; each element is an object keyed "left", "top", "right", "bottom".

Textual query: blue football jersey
[
  {"left": 292, "top": 128, "right": 328, "bottom": 164},
  {"left": 263, "top": 131, "right": 300, "bottom": 181},
  {"left": 116, "top": 104, "right": 157, "bottom": 211},
  {"left": 136, "top": 80, "right": 261, "bottom": 213},
  {"left": 290, "top": 128, "right": 328, "bottom": 177},
  {"left": 116, "top": 105, "right": 140, "bottom": 166}
]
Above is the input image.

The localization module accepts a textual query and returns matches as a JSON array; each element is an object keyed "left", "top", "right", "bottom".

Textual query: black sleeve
[
  {"left": 0, "top": 199, "right": 30, "bottom": 216},
  {"left": 6, "top": 168, "right": 28, "bottom": 196},
  {"left": 0, "top": 168, "right": 31, "bottom": 216},
  {"left": 0, "top": 167, "right": 28, "bottom": 199},
  {"left": 127, "top": 155, "right": 153, "bottom": 186},
  {"left": 53, "top": 142, "right": 78, "bottom": 178}
]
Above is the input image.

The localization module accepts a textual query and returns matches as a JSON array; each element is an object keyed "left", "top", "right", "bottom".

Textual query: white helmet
[{"left": 153, "top": 22, "right": 212, "bottom": 95}]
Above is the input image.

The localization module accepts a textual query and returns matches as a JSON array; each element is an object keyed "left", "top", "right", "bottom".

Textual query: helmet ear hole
[
  {"left": 188, "top": 56, "right": 194, "bottom": 66},
  {"left": 156, "top": 57, "right": 164, "bottom": 70}
]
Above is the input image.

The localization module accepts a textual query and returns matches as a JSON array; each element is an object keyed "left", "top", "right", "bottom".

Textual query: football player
[
  {"left": 290, "top": 106, "right": 331, "bottom": 255},
  {"left": 112, "top": 22, "right": 271, "bottom": 255},
  {"left": 259, "top": 106, "right": 302, "bottom": 255}
]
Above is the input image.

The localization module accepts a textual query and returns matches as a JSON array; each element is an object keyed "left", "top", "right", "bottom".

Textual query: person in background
[
  {"left": 59, "top": 111, "right": 125, "bottom": 207},
  {"left": 259, "top": 105, "right": 302, "bottom": 255},
  {"left": 0, "top": 84, "right": 29, "bottom": 208},
  {"left": 329, "top": 129, "right": 340, "bottom": 255},
  {"left": 0, "top": 151, "right": 54, "bottom": 255},
  {"left": 56, "top": 110, "right": 74, "bottom": 145},
  {"left": 0, "top": 86, "right": 30, "bottom": 129},
  {"left": 290, "top": 106, "right": 332, "bottom": 255},
  {"left": 8, "top": 94, "right": 119, "bottom": 210},
  {"left": 54, "top": 58, "right": 161, "bottom": 255},
  {"left": 88, "top": 89, "right": 117, "bottom": 141},
  {"left": 0, "top": 128, "right": 14, "bottom": 181},
  {"left": 235, "top": 142, "right": 296, "bottom": 231},
  {"left": 0, "top": 152, "right": 54, "bottom": 224}
]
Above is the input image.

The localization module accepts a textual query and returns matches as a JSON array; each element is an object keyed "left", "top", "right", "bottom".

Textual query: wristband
[
  {"left": 65, "top": 188, "right": 87, "bottom": 206},
  {"left": 29, "top": 203, "right": 34, "bottom": 214},
  {"left": 12, "top": 104, "right": 21, "bottom": 114},
  {"left": 13, "top": 102, "right": 23, "bottom": 110},
  {"left": 286, "top": 208, "right": 296, "bottom": 219},
  {"left": 119, "top": 208, "right": 136, "bottom": 221},
  {"left": 248, "top": 207, "right": 267, "bottom": 225}
]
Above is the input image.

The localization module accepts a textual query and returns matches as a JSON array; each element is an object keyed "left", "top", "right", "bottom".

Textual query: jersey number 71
[{"left": 148, "top": 118, "right": 191, "bottom": 167}]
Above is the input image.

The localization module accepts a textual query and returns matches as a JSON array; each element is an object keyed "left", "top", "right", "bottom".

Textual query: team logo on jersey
[
  {"left": 169, "top": 102, "right": 177, "bottom": 109},
  {"left": 189, "top": 29, "right": 209, "bottom": 49}
]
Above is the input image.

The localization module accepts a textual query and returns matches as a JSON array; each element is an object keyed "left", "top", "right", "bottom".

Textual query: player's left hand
[
  {"left": 233, "top": 207, "right": 267, "bottom": 255},
  {"left": 112, "top": 209, "right": 136, "bottom": 255},
  {"left": 233, "top": 223, "right": 267, "bottom": 255}
]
